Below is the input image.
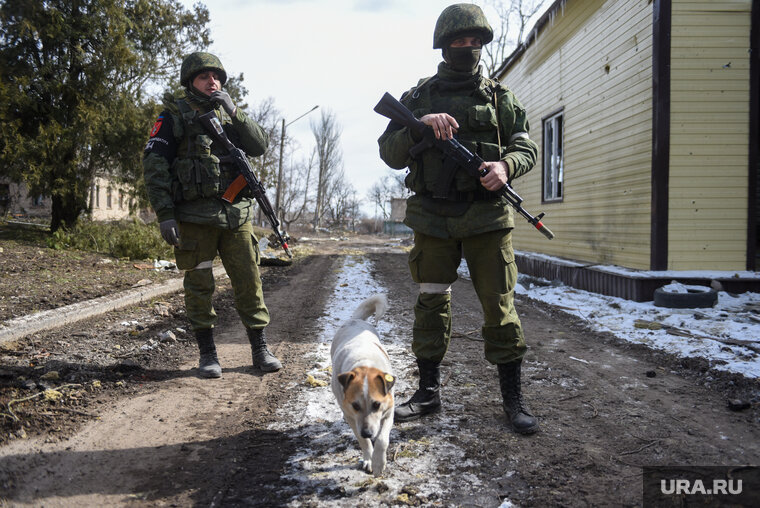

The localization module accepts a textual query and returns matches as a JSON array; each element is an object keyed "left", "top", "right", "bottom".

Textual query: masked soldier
[
  {"left": 143, "top": 52, "right": 282, "bottom": 378},
  {"left": 378, "top": 4, "right": 539, "bottom": 434}
]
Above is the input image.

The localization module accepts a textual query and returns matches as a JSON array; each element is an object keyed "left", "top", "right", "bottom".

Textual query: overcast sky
[{"left": 177, "top": 0, "right": 549, "bottom": 216}]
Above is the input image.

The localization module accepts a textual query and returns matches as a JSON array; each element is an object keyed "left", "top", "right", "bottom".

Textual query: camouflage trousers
[
  {"left": 174, "top": 221, "right": 270, "bottom": 331},
  {"left": 407, "top": 229, "right": 526, "bottom": 365}
]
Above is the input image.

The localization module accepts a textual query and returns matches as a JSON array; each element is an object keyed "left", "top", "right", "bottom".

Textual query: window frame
[{"left": 541, "top": 108, "right": 564, "bottom": 203}]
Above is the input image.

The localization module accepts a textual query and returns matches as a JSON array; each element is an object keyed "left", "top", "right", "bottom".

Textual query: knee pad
[{"left": 418, "top": 282, "right": 452, "bottom": 294}]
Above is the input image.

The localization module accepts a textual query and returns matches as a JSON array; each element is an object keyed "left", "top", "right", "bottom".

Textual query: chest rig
[
  {"left": 402, "top": 76, "right": 505, "bottom": 201},
  {"left": 169, "top": 99, "right": 249, "bottom": 203}
]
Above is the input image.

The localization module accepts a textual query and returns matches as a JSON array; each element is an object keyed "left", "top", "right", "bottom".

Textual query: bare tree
[
  {"left": 480, "top": 0, "right": 547, "bottom": 76},
  {"left": 310, "top": 110, "right": 343, "bottom": 230},
  {"left": 368, "top": 177, "right": 393, "bottom": 219},
  {"left": 388, "top": 171, "right": 411, "bottom": 198},
  {"left": 244, "top": 96, "right": 285, "bottom": 186},
  {"left": 280, "top": 151, "right": 315, "bottom": 228},
  {"left": 368, "top": 170, "right": 411, "bottom": 219},
  {"left": 368, "top": 181, "right": 389, "bottom": 219},
  {"left": 326, "top": 172, "right": 358, "bottom": 230},
  {"left": 241, "top": 96, "right": 299, "bottom": 228}
]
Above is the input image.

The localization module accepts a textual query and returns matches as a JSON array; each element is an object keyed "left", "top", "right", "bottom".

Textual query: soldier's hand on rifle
[
  {"left": 479, "top": 161, "right": 510, "bottom": 192},
  {"left": 159, "top": 219, "right": 180, "bottom": 247},
  {"left": 420, "top": 113, "right": 458, "bottom": 140},
  {"left": 210, "top": 91, "right": 237, "bottom": 117}
]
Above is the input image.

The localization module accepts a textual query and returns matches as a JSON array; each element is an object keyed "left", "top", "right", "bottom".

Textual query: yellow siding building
[{"left": 497, "top": 0, "right": 757, "bottom": 285}]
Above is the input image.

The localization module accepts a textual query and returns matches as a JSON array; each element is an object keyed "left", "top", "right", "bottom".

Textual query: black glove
[
  {"left": 210, "top": 90, "right": 236, "bottom": 116},
  {"left": 159, "top": 219, "right": 179, "bottom": 247}
]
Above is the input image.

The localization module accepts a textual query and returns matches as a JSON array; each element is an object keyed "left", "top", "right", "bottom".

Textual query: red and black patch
[
  {"left": 143, "top": 111, "right": 176, "bottom": 162},
  {"left": 149, "top": 115, "right": 164, "bottom": 137}
]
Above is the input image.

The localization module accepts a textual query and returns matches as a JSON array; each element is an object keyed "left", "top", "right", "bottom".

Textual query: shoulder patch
[{"left": 149, "top": 115, "right": 164, "bottom": 137}]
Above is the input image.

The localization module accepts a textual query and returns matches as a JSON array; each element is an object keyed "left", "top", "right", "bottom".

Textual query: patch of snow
[
  {"left": 269, "top": 255, "right": 509, "bottom": 506},
  {"left": 461, "top": 260, "right": 760, "bottom": 379},
  {"left": 514, "top": 250, "right": 760, "bottom": 280},
  {"left": 660, "top": 282, "right": 712, "bottom": 294}
]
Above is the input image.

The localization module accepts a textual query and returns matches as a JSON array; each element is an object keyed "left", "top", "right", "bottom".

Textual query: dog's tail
[{"left": 351, "top": 293, "right": 388, "bottom": 322}]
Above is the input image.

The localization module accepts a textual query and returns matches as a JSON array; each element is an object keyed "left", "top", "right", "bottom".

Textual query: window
[
  {"left": 96, "top": 185, "right": 100, "bottom": 208},
  {"left": 33, "top": 195, "right": 44, "bottom": 206},
  {"left": 106, "top": 187, "right": 112, "bottom": 209},
  {"left": 542, "top": 110, "right": 564, "bottom": 202},
  {"left": 0, "top": 184, "right": 9, "bottom": 210}
]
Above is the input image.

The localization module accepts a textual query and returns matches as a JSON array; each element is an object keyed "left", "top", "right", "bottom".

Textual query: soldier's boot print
[
  {"left": 195, "top": 328, "right": 222, "bottom": 378},
  {"left": 498, "top": 360, "right": 539, "bottom": 434},
  {"left": 394, "top": 358, "right": 441, "bottom": 422},
  {"left": 247, "top": 328, "right": 282, "bottom": 372}
]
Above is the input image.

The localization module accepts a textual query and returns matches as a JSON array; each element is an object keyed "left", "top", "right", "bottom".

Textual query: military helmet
[
  {"left": 180, "top": 52, "right": 228, "bottom": 87},
  {"left": 433, "top": 3, "right": 494, "bottom": 49}
]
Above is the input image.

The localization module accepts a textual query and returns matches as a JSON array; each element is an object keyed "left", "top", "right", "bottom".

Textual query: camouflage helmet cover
[
  {"left": 433, "top": 3, "right": 494, "bottom": 49},
  {"left": 180, "top": 52, "right": 228, "bottom": 87}
]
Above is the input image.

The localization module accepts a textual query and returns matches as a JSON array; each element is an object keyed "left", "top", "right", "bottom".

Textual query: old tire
[{"left": 653, "top": 286, "right": 718, "bottom": 309}]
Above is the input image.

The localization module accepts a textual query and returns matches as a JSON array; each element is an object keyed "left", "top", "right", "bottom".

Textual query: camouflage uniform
[
  {"left": 143, "top": 52, "right": 280, "bottom": 376},
  {"left": 378, "top": 4, "right": 540, "bottom": 433},
  {"left": 378, "top": 54, "right": 537, "bottom": 366}
]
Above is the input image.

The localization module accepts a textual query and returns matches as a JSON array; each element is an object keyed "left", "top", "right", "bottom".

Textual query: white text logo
[{"left": 660, "top": 479, "right": 742, "bottom": 495}]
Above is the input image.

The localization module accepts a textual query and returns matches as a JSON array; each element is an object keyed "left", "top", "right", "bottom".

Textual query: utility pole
[{"left": 275, "top": 105, "right": 319, "bottom": 224}]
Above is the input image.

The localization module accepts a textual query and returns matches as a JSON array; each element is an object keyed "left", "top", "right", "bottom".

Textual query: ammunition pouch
[
  {"left": 171, "top": 154, "right": 220, "bottom": 202},
  {"left": 170, "top": 100, "right": 253, "bottom": 203},
  {"left": 401, "top": 75, "right": 504, "bottom": 201}
]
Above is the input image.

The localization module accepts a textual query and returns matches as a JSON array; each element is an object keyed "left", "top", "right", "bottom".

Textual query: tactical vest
[
  {"left": 402, "top": 76, "right": 504, "bottom": 200},
  {"left": 167, "top": 98, "right": 250, "bottom": 203}
]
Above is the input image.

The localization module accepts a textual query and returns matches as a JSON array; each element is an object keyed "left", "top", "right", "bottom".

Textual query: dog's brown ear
[
  {"left": 377, "top": 372, "right": 395, "bottom": 394},
  {"left": 337, "top": 371, "right": 356, "bottom": 390}
]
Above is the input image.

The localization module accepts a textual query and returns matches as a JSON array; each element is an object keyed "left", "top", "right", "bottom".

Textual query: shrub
[{"left": 47, "top": 220, "right": 173, "bottom": 261}]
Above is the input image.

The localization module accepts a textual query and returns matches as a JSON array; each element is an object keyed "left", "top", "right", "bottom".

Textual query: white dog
[{"left": 331, "top": 293, "right": 395, "bottom": 477}]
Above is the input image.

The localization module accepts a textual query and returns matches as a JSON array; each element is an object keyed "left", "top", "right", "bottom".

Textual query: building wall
[
  {"left": 667, "top": 0, "right": 752, "bottom": 269},
  {"left": 500, "top": 0, "right": 655, "bottom": 269},
  {"left": 390, "top": 197, "right": 407, "bottom": 222},
  {"left": 1, "top": 176, "right": 135, "bottom": 223},
  {"left": 88, "top": 176, "right": 133, "bottom": 221},
  {"left": 0, "top": 179, "right": 52, "bottom": 218}
]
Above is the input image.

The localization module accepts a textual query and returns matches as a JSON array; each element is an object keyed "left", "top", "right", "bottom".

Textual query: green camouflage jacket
[
  {"left": 378, "top": 63, "right": 538, "bottom": 239},
  {"left": 143, "top": 88, "right": 268, "bottom": 229}
]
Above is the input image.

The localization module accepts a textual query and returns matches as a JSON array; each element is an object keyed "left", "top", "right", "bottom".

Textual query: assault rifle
[
  {"left": 374, "top": 92, "right": 554, "bottom": 240},
  {"left": 198, "top": 110, "right": 292, "bottom": 257}
]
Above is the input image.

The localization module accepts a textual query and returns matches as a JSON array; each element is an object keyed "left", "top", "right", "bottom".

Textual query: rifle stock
[
  {"left": 197, "top": 111, "right": 293, "bottom": 257},
  {"left": 373, "top": 92, "right": 427, "bottom": 139},
  {"left": 375, "top": 92, "right": 554, "bottom": 240}
]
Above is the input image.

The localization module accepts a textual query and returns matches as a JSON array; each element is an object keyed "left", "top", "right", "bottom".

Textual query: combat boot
[
  {"left": 498, "top": 360, "right": 539, "bottom": 434},
  {"left": 195, "top": 328, "right": 221, "bottom": 378},
  {"left": 247, "top": 328, "right": 282, "bottom": 372},
  {"left": 394, "top": 358, "right": 441, "bottom": 422}
]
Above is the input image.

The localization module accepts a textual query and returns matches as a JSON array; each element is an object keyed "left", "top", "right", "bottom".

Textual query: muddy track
[
  {"left": 1, "top": 248, "right": 759, "bottom": 507},
  {"left": 0, "top": 254, "right": 342, "bottom": 507}
]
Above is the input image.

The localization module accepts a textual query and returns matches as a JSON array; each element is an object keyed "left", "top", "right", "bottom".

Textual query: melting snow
[
  {"left": 269, "top": 254, "right": 759, "bottom": 505},
  {"left": 270, "top": 256, "right": 497, "bottom": 506},
  {"left": 459, "top": 261, "right": 760, "bottom": 379}
]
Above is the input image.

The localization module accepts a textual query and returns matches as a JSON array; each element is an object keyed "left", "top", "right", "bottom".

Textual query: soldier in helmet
[
  {"left": 143, "top": 52, "right": 282, "bottom": 378},
  {"left": 378, "top": 4, "right": 540, "bottom": 434}
]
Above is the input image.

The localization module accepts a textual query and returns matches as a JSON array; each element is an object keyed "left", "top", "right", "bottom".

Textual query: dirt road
[{"left": 1, "top": 238, "right": 759, "bottom": 506}]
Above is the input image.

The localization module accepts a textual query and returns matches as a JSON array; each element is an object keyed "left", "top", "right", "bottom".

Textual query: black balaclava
[
  {"left": 444, "top": 45, "right": 482, "bottom": 72},
  {"left": 442, "top": 31, "right": 483, "bottom": 73}
]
